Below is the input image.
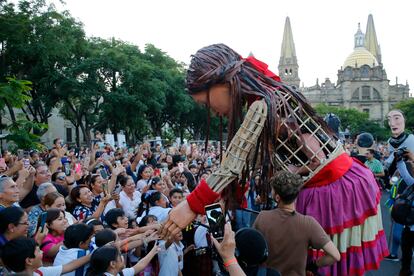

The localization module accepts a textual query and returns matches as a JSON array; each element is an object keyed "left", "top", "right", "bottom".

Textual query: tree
[
  {"left": 0, "top": 0, "right": 86, "bottom": 133},
  {"left": 0, "top": 77, "right": 47, "bottom": 150},
  {"left": 0, "top": 77, "right": 31, "bottom": 122},
  {"left": 314, "top": 104, "right": 388, "bottom": 141}
]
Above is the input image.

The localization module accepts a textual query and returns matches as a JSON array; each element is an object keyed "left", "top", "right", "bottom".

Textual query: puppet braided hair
[{"left": 186, "top": 44, "right": 335, "bottom": 206}]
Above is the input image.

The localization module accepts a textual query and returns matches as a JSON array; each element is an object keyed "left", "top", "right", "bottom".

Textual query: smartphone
[
  {"left": 17, "top": 149, "right": 24, "bottom": 160},
  {"left": 100, "top": 169, "right": 108, "bottom": 179},
  {"left": 75, "top": 163, "right": 82, "bottom": 174},
  {"left": 205, "top": 203, "right": 225, "bottom": 240},
  {"left": 23, "top": 158, "right": 30, "bottom": 168},
  {"left": 101, "top": 152, "right": 110, "bottom": 160},
  {"left": 114, "top": 184, "right": 122, "bottom": 194},
  {"left": 178, "top": 162, "right": 184, "bottom": 173},
  {"left": 102, "top": 182, "right": 109, "bottom": 195},
  {"left": 39, "top": 212, "right": 48, "bottom": 232},
  {"left": 64, "top": 162, "right": 71, "bottom": 176},
  {"left": 0, "top": 158, "right": 6, "bottom": 169},
  {"left": 115, "top": 160, "right": 121, "bottom": 166}
]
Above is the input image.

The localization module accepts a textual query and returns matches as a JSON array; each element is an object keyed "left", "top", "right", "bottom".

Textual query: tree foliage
[
  {"left": 314, "top": 104, "right": 389, "bottom": 140},
  {"left": 0, "top": 77, "right": 47, "bottom": 150},
  {"left": 0, "top": 0, "right": 224, "bottom": 146}
]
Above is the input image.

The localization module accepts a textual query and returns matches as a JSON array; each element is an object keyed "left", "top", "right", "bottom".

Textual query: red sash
[{"left": 304, "top": 153, "right": 353, "bottom": 188}]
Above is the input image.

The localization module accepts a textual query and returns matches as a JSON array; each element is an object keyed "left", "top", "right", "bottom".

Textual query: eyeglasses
[
  {"left": 17, "top": 221, "right": 29, "bottom": 226},
  {"left": 57, "top": 176, "right": 66, "bottom": 180}
]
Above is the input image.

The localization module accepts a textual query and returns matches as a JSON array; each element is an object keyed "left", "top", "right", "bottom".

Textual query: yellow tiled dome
[{"left": 343, "top": 47, "right": 378, "bottom": 68}]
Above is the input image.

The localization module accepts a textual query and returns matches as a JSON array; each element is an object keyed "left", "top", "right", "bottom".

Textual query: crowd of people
[
  {"left": 0, "top": 133, "right": 257, "bottom": 276},
  {"left": 0, "top": 39, "right": 413, "bottom": 276},
  {"left": 0, "top": 118, "right": 413, "bottom": 276}
]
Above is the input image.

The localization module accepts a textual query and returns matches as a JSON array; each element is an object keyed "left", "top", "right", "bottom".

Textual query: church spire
[
  {"left": 354, "top": 23, "right": 365, "bottom": 48},
  {"left": 278, "top": 17, "right": 300, "bottom": 88},
  {"left": 364, "top": 14, "right": 382, "bottom": 64}
]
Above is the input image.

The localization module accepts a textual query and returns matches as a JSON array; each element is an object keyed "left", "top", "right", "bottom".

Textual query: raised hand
[{"left": 160, "top": 200, "right": 196, "bottom": 240}]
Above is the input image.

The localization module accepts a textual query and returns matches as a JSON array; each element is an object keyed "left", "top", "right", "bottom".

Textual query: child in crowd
[
  {"left": 43, "top": 192, "right": 77, "bottom": 225},
  {"left": 53, "top": 223, "right": 94, "bottom": 276},
  {"left": 138, "top": 215, "right": 159, "bottom": 276},
  {"left": 37, "top": 208, "right": 69, "bottom": 264},
  {"left": 158, "top": 231, "right": 185, "bottom": 276},
  {"left": 86, "top": 243, "right": 160, "bottom": 276},
  {"left": 169, "top": 188, "right": 184, "bottom": 208},
  {"left": 137, "top": 191, "right": 171, "bottom": 223},
  {"left": 1, "top": 237, "right": 90, "bottom": 276}
]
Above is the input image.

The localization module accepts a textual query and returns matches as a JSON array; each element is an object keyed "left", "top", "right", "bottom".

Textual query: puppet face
[
  {"left": 191, "top": 84, "right": 231, "bottom": 116},
  {"left": 387, "top": 110, "right": 405, "bottom": 137}
]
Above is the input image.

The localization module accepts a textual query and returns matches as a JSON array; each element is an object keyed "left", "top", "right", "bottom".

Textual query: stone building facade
[{"left": 278, "top": 14, "right": 410, "bottom": 122}]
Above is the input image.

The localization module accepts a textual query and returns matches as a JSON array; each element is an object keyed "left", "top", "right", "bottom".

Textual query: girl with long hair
[{"left": 86, "top": 244, "right": 159, "bottom": 276}]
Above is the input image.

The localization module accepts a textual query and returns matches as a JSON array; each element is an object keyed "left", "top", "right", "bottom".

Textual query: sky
[{"left": 52, "top": 0, "right": 413, "bottom": 91}]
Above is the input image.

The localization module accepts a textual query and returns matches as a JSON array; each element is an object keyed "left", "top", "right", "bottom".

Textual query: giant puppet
[{"left": 161, "top": 44, "right": 388, "bottom": 275}]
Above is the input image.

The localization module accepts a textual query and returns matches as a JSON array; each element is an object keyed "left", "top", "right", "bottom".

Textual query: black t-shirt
[{"left": 20, "top": 183, "right": 68, "bottom": 209}]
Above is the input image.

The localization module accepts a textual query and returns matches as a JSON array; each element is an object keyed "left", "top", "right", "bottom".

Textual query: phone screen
[
  {"left": 178, "top": 162, "right": 184, "bottom": 173},
  {"left": 0, "top": 158, "right": 6, "bottom": 167},
  {"left": 64, "top": 163, "right": 71, "bottom": 176},
  {"left": 39, "top": 212, "right": 48, "bottom": 231},
  {"left": 205, "top": 203, "right": 225, "bottom": 240},
  {"left": 75, "top": 163, "right": 82, "bottom": 174},
  {"left": 17, "top": 150, "right": 24, "bottom": 160},
  {"left": 23, "top": 158, "right": 30, "bottom": 168},
  {"left": 100, "top": 169, "right": 108, "bottom": 179}
]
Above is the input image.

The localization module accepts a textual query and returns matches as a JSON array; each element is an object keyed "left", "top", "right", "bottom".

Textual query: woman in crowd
[
  {"left": 118, "top": 175, "right": 141, "bottom": 220},
  {"left": 0, "top": 206, "right": 29, "bottom": 247},
  {"left": 89, "top": 174, "right": 105, "bottom": 208},
  {"left": 44, "top": 191, "right": 77, "bottom": 225},
  {"left": 70, "top": 185, "right": 111, "bottom": 220},
  {"left": 0, "top": 176, "right": 20, "bottom": 209}
]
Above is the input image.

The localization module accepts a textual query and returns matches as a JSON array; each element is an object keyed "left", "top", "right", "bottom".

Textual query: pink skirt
[{"left": 296, "top": 161, "right": 389, "bottom": 276}]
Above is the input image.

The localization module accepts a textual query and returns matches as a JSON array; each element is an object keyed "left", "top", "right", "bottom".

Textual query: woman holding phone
[{"left": 36, "top": 208, "right": 68, "bottom": 264}]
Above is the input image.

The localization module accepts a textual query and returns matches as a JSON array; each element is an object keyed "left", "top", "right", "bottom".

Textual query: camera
[{"left": 395, "top": 146, "right": 409, "bottom": 161}]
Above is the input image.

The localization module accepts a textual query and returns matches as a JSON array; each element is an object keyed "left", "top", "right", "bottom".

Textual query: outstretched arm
[{"left": 161, "top": 100, "right": 267, "bottom": 239}]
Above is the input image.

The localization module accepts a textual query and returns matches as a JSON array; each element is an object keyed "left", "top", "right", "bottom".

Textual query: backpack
[{"left": 391, "top": 184, "right": 414, "bottom": 225}]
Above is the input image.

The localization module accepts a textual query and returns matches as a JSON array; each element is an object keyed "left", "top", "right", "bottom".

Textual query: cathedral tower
[
  {"left": 364, "top": 14, "right": 382, "bottom": 64},
  {"left": 278, "top": 17, "right": 300, "bottom": 88}
]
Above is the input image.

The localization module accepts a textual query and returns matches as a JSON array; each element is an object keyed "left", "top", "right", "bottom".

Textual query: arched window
[
  {"left": 362, "top": 86, "right": 370, "bottom": 100},
  {"left": 352, "top": 86, "right": 381, "bottom": 101},
  {"left": 361, "top": 66, "right": 369, "bottom": 78},
  {"left": 372, "top": 88, "right": 381, "bottom": 100}
]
